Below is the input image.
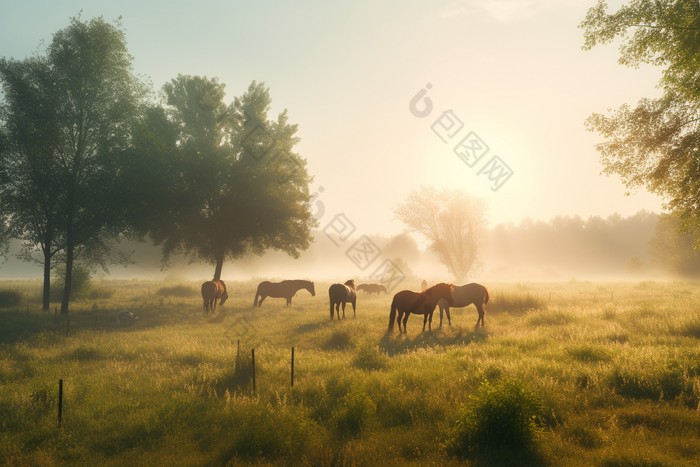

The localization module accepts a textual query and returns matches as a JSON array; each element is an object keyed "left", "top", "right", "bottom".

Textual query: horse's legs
[
  {"left": 475, "top": 303, "right": 485, "bottom": 328},
  {"left": 445, "top": 307, "right": 451, "bottom": 326},
  {"left": 258, "top": 295, "right": 266, "bottom": 307},
  {"left": 341, "top": 302, "right": 346, "bottom": 320},
  {"left": 352, "top": 300, "right": 356, "bottom": 318},
  {"left": 402, "top": 313, "right": 409, "bottom": 333}
]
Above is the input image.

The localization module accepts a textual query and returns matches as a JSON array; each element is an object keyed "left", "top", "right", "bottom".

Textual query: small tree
[{"left": 394, "top": 186, "right": 488, "bottom": 282}]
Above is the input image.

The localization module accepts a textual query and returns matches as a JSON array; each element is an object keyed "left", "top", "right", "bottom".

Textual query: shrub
[
  {"left": 352, "top": 342, "right": 388, "bottom": 371},
  {"left": 333, "top": 389, "right": 378, "bottom": 437},
  {"left": 0, "top": 289, "right": 22, "bottom": 307},
  {"left": 218, "top": 402, "right": 319, "bottom": 462},
  {"left": 445, "top": 378, "right": 546, "bottom": 458},
  {"left": 323, "top": 331, "right": 354, "bottom": 350},
  {"left": 50, "top": 266, "right": 93, "bottom": 301}
]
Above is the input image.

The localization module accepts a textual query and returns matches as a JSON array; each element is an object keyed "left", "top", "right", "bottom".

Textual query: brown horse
[
  {"left": 254, "top": 280, "right": 315, "bottom": 307},
  {"left": 437, "top": 283, "right": 490, "bottom": 328},
  {"left": 329, "top": 280, "right": 357, "bottom": 319},
  {"left": 356, "top": 283, "right": 387, "bottom": 296},
  {"left": 388, "top": 282, "right": 454, "bottom": 333},
  {"left": 201, "top": 280, "right": 228, "bottom": 314}
]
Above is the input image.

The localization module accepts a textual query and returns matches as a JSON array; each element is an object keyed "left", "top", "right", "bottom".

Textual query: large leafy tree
[
  {"left": 581, "top": 1, "right": 700, "bottom": 243},
  {"left": 140, "top": 77, "right": 315, "bottom": 280},
  {"left": 0, "top": 16, "right": 145, "bottom": 313},
  {"left": 394, "top": 186, "right": 488, "bottom": 282},
  {"left": 0, "top": 57, "right": 65, "bottom": 310}
]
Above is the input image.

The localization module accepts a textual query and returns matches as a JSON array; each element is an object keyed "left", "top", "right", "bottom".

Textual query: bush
[
  {"left": 0, "top": 289, "right": 22, "bottom": 307},
  {"left": 352, "top": 342, "right": 388, "bottom": 371},
  {"left": 445, "top": 378, "right": 546, "bottom": 458},
  {"left": 333, "top": 389, "right": 378, "bottom": 437},
  {"left": 50, "top": 266, "right": 92, "bottom": 301},
  {"left": 323, "top": 331, "right": 354, "bottom": 350}
]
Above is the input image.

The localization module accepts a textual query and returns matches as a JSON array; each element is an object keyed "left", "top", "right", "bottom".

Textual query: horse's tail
[
  {"left": 483, "top": 286, "right": 490, "bottom": 305},
  {"left": 388, "top": 299, "right": 397, "bottom": 332}
]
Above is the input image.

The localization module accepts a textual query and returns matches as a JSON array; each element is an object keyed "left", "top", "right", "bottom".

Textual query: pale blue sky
[{"left": 0, "top": 0, "right": 664, "bottom": 239}]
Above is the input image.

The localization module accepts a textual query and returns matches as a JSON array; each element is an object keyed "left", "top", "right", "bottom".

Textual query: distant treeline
[
  {"left": 482, "top": 210, "right": 700, "bottom": 278},
  {"left": 3, "top": 210, "right": 699, "bottom": 281}
]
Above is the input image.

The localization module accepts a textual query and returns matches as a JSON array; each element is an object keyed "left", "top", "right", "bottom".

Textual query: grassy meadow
[{"left": 2, "top": 278, "right": 700, "bottom": 466}]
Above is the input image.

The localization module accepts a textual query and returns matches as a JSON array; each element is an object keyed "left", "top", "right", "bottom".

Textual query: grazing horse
[
  {"left": 356, "top": 283, "right": 387, "bottom": 296},
  {"left": 437, "top": 283, "right": 490, "bottom": 328},
  {"left": 201, "top": 280, "right": 228, "bottom": 314},
  {"left": 388, "top": 282, "right": 454, "bottom": 333},
  {"left": 329, "top": 280, "right": 357, "bottom": 319},
  {"left": 254, "top": 280, "right": 315, "bottom": 307}
]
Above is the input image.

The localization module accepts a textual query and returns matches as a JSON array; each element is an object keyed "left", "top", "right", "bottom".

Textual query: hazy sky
[{"left": 0, "top": 0, "right": 665, "bottom": 240}]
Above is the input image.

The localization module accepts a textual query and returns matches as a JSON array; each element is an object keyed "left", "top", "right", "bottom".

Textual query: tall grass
[
  {"left": 488, "top": 291, "right": 548, "bottom": 312},
  {"left": 2, "top": 279, "right": 700, "bottom": 466},
  {"left": 0, "top": 288, "right": 22, "bottom": 307}
]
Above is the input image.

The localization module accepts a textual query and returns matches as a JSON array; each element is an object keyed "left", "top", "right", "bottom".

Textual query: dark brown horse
[
  {"left": 201, "top": 280, "right": 228, "bottom": 314},
  {"left": 329, "top": 279, "right": 357, "bottom": 319},
  {"left": 254, "top": 280, "right": 315, "bottom": 307},
  {"left": 356, "top": 283, "right": 387, "bottom": 295},
  {"left": 388, "top": 282, "right": 454, "bottom": 333},
  {"left": 437, "top": 283, "right": 490, "bottom": 328}
]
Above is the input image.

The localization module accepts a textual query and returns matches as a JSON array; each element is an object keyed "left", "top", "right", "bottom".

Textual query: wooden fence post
[
  {"left": 58, "top": 379, "right": 63, "bottom": 428},
  {"left": 252, "top": 349, "right": 256, "bottom": 393}
]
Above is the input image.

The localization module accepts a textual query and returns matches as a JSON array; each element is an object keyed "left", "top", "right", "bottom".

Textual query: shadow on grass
[
  {"left": 294, "top": 322, "right": 324, "bottom": 333},
  {"left": 379, "top": 328, "right": 488, "bottom": 356}
]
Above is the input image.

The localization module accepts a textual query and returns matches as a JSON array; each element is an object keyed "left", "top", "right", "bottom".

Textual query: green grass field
[{"left": 2, "top": 279, "right": 700, "bottom": 466}]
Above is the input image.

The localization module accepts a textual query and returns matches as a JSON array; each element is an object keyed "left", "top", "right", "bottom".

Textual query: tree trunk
[
  {"left": 213, "top": 250, "right": 224, "bottom": 281},
  {"left": 61, "top": 213, "right": 74, "bottom": 315},
  {"left": 42, "top": 226, "right": 51, "bottom": 311}
]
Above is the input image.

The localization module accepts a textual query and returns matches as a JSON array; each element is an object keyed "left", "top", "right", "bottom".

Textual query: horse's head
[
  {"left": 344, "top": 279, "right": 355, "bottom": 289},
  {"left": 308, "top": 281, "right": 316, "bottom": 296},
  {"left": 219, "top": 280, "right": 229, "bottom": 305},
  {"left": 379, "top": 285, "right": 387, "bottom": 293},
  {"left": 428, "top": 282, "right": 453, "bottom": 305}
]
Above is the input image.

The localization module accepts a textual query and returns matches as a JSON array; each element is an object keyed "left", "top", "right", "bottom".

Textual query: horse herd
[{"left": 200, "top": 279, "right": 490, "bottom": 333}]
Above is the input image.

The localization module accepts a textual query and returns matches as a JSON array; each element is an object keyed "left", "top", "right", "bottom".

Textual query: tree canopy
[
  {"left": 394, "top": 186, "right": 488, "bottom": 282},
  {"left": 0, "top": 16, "right": 145, "bottom": 313},
  {"left": 581, "top": 1, "right": 700, "bottom": 243},
  {"left": 137, "top": 77, "right": 316, "bottom": 280}
]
